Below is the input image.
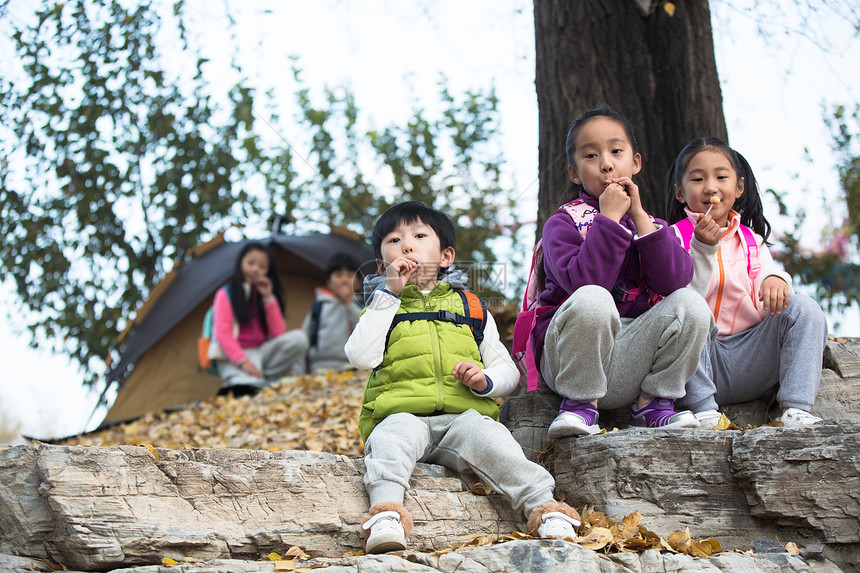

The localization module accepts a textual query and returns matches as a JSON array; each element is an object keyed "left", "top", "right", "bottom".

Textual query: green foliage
[
  {"left": 0, "top": 0, "right": 275, "bottom": 383},
  {"left": 0, "top": 1, "right": 519, "bottom": 385},
  {"left": 774, "top": 105, "right": 860, "bottom": 314},
  {"left": 828, "top": 104, "right": 860, "bottom": 241},
  {"left": 292, "top": 75, "right": 518, "bottom": 302}
]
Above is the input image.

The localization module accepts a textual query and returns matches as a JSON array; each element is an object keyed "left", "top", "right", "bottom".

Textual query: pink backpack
[
  {"left": 511, "top": 199, "right": 597, "bottom": 391},
  {"left": 672, "top": 217, "right": 761, "bottom": 278}
]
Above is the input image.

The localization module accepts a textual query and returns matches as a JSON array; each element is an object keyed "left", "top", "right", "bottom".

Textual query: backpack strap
[
  {"left": 558, "top": 198, "right": 599, "bottom": 237},
  {"left": 674, "top": 217, "right": 695, "bottom": 252},
  {"left": 389, "top": 289, "right": 487, "bottom": 346},
  {"left": 738, "top": 225, "right": 761, "bottom": 278},
  {"left": 199, "top": 285, "right": 230, "bottom": 374},
  {"left": 456, "top": 289, "right": 487, "bottom": 346},
  {"left": 520, "top": 239, "right": 543, "bottom": 312},
  {"left": 198, "top": 306, "right": 216, "bottom": 371},
  {"left": 308, "top": 300, "right": 326, "bottom": 349},
  {"left": 304, "top": 299, "right": 326, "bottom": 374},
  {"left": 202, "top": 285, "right": 231, "bottom": 338},
  {"left": 676, "top": 217, "right": 760, "bottom": 278}
]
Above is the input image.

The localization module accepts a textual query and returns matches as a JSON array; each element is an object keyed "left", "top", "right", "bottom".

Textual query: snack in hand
[{"left": 705, "top": 196, "right": 721, "bottom": 216}]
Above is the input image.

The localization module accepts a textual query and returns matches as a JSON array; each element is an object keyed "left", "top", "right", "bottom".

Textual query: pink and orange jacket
[
  {"left": 212, "top": 285, "right": 287, "bottom": 364},
  {"left": 673, "top": 209, "right": 792, "bottom": 337}
]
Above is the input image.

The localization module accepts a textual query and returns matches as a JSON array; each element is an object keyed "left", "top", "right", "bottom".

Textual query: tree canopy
[
  {"left": 0, "top": 0, "right": 520, "bottom": 385},
  {"left": 1, "top": 0, "right": 858, "bottom": 390}
]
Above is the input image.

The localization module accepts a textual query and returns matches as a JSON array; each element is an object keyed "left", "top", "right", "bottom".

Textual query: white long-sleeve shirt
[
  {"left": 344, "top": 288, "right": 520, "bottom": 398},
  {"left": 679, "top": 211, "right": 792, "bottom": 336}
]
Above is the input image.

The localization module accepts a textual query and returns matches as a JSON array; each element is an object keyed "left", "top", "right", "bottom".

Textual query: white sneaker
[
  {"left": 362, "top": 511, "right": 406, "bottom": 554},
  {"left": 538, "top": 511, "right": 579, "bottom": 541},
  {"left": 778, "top": 408, "right": 822, "bottom": 428},
  {"left": 547, "top": 411, "right": 600, "bottom": 438},
  {"left": 694, "top": 409, "right": 723, "bottom": 429}
]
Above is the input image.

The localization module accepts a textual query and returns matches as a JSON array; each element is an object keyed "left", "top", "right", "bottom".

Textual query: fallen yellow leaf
[
  {"left": 576, "top": 527, "right": 613, "bottom": 550},
  {"left": 267, "top": 552, "right": 282, "bottom": 561},
  {"left": 664, "top": 2, "right": 676, "bottom": 17},
  {"left": 511, "top": 530, "right": 530, "bottom": 539},
  {"left": 161, "top": 557, "right": 179, "bottom": 567},
  {"left": 469, "top": 482, "right": 499, "bottom": 496},
  {"left": 667, "top": 527, "right": 692, "bottom": 551},
  {"left": 615, "top": 511, "right": 643, "bottom": 538},
  {"left": 144, "top": 444, "right": 159, "bottom": 462},
  {"left": 623, "top": 537, "right": 660, "bottom": 551},
  {"left": 583, "top": 507, "right": 612, "bottom": 528},
  {"left": 713, "top": 414, "right": 741, "bottom": 431},
  {"left": 690, "top": 538, "right": 721, "bottom": 556},
  {"left": 283, "top": 546, "right": 309, "bottom": 560}
]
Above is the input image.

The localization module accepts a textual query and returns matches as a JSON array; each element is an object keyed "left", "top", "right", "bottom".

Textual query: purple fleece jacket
[{"left": 531, "top": 191, "right": 694, "bottom": 368}]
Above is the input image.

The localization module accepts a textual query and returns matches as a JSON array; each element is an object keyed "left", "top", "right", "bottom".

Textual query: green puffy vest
[{"left": 358, "top": 282, "right": 500, "bottom": 442}]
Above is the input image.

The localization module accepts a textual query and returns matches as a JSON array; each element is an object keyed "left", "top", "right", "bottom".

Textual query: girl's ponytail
[{"left": 733, "top": 151, "right": 772, "bottom": 244}]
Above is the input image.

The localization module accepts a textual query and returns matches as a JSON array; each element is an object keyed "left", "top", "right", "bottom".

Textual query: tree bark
[{"left": 534, "top": 0, "right": 727, "bottom": 232}]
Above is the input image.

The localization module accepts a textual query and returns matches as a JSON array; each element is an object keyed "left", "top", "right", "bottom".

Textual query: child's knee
[
  {"left": 666, "top": 288, "right": 713, "bottom": 330},
  {"left": 787, "top": 293, "right": 827, "bottom": 329},
  {"left": 558, "top": 285, "right": 617, "bottom": 325},
  {"left": 373, "top": 412, "right": 425, "bottom": 437}
]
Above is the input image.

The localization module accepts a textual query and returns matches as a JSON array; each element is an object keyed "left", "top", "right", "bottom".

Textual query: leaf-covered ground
[{"left": 60, "top": 370, "right": 368, "bottom": 457}]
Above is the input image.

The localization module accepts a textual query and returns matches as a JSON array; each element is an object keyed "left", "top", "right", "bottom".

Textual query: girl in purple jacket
[{"left": 535, "top": 107, "right": 712, "bottom": 437}]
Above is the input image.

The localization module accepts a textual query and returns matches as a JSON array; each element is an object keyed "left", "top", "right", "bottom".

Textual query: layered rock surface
[{"left": 0, "top": 339, "right": 858, "bottom": 572}]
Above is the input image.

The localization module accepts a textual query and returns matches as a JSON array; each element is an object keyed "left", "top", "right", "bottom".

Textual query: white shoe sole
[
  {"left": 365, "top": 532, "right": 406, "bottom": 554},
  {"left": 547, "top": 418, "right": 600, "bottom": 438}
]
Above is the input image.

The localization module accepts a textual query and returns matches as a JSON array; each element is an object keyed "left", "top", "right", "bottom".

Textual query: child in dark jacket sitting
[
  {"left": 346, "top": 201, "right": 581, "bottom": 554},
  {"left": 303, "top": 252, "right": 363, "bottom": 373}
]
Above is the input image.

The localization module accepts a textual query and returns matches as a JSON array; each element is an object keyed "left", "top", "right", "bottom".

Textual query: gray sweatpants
[
  {"left": 679, "top": 293, "right": 827, "bottom": 413},
  {"left": 541, "top": 286, "right": 713, "bottom": 409},
  {"left": 216, "top": 330, "right": 309, "bottom": 387},
  {"left": 363, "top": 409, "right": 556, "bottom": 518}
]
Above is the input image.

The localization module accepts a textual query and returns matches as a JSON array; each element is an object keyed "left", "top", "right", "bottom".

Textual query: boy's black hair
[
  {"left": 228, "top": 241, "right": 285, "bottom": 334},
  {"left": 665, "top": 136, "right": 771, "bottom": 243},
  {"left": 371, "top": 201, "right": 457, "bottom": 261},
  {"left": 325, "top": 252, "right": 358, "bottom": 279}
]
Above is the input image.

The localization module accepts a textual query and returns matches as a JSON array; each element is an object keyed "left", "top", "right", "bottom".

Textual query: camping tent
[{"left": 100, "top": 229, "right": 375, "bottom": 427}]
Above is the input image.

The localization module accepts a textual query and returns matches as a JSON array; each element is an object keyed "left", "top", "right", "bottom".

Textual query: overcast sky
[{"left": 1, "top": 0, "right": 858, "bottom": 441}]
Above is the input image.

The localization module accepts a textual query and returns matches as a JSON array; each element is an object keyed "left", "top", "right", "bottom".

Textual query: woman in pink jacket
[
  {"left": 211, "top": 242, "right": 308, "bottom": 392},
  {"left": 667, "top": 137, "right": 827, "bottom": 429}
]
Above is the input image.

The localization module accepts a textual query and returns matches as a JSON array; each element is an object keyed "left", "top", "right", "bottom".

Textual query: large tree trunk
[{"left": 534, "top": 0, "right": 727, "bottom": 232}]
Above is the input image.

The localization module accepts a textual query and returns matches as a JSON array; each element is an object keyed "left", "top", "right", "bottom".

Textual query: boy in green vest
[{"left": 346, "top": 201, "right": 581, "bottom": 554}]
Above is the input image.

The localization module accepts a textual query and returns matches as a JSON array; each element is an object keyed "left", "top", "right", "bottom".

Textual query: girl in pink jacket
[
  {"left": 211, "top": 242, "right": 308, "bottom": 393},
  {"left": 666, "top": 137, "right": 827, "bottom": 429}
]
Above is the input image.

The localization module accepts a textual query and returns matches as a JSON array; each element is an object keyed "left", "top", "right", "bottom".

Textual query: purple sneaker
[
  {"left": 630, "top": 397, "right": 699, "bottom": 429},
  {"left": 548, "top": 399, "right": 600, "bottom": 438}
]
